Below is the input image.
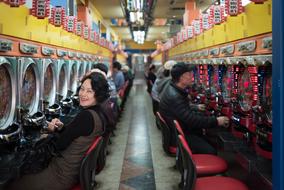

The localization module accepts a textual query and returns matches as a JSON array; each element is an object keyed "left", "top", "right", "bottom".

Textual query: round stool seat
[
  {"left": 193, "top": 154, "right": 228, "bottom": 176},
  {"left": 195, "top": 176, "right": 249, "bottom": 190}
]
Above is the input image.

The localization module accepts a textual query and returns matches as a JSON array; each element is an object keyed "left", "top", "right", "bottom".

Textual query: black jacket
[{"left": 159, "top": 81, "right": 218, "bottom": 135}]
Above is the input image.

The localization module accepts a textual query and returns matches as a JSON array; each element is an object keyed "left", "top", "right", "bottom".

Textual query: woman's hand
[{"left": 47, "top": 118, "right": 64, "bottom": 132}]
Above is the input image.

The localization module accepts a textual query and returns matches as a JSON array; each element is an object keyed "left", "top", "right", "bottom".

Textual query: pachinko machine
[
  {"left": 254, "top": 56, "right": 272, "bottom": 159},
  {"left": 230, "top": 57, "right": 258, "bottom": 144}
]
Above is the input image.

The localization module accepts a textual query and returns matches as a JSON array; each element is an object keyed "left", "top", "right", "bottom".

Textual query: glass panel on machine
[
  {"left": 86, "top": 63, "right": 91, "bottom": 72},
  {"left": 59, "top": 64, "right": 66, "bottom": 95},
  {"left": 21, "top": 65, "right": 36, "bottom": 111},
  {"left": 209, "top": 66, "right": 218, "bottom": 94},
  {"left": 239, "top": 69, "right": 253, "bottom": 112},
  {"left": 78, "top": 63, "right": 84, "bottom": 80},
  {"left": 221, "top": 66, "right": 232, "bottom": 103},
  {"left": 0, "top": 65, "right": 12, "bottom": 126},
  {"left": 264, "top": 75, "right": 272, "bottom": 121},
  {"left": 69, "top": 64, "right": 76, "bottom": 90},
  {"left": 43, "top": 64, "right": 54, "bottom": 101},
  {"left": 199, "top": 65, "right": 208, "bottom": 91}
]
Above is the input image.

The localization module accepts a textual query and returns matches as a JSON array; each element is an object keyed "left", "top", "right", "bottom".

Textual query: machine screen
[
  {"left": 0, "top": 66, "right": 12, "bottom": 126},
  {"left": 43, "top": 64, "right": 54, "bottom": 101},
  {"left": 21, "top": 65, "right": 36, "bottom": 111},
  {"left": 221, "top": 66, "right": 233, "bottom": 103},
  {"left": 59, "top": 65, "right": 67, "bottom": 95},
  {"left": 239, "top": 69, "right": 254, "bottom": 112}
]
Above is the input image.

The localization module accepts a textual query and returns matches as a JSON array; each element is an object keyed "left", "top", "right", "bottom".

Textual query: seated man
[{"left": 159, "top": 62, "right": 229, "bottom": 155}]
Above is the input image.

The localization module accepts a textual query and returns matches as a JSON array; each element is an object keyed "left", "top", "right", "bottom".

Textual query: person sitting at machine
[
  {"left": 152, "top": 61, "right": 205, "bottom": 115},
  {"left": 91, "top": 63, "right": 118, "bottom": 131},
  {"left": 151, "top": 60, "right": 176, "bottom": 114},
  {"left": 7, "top": 72, "right": 109, "bottom": 190},
  {"left": 159, "top": 62, "right": 229, "bottom": 155},
  {"left": 146, "top": 64, "right": 156, "bottom": 94},
  {"left": 111, "top": 61, "right": 125, "bottom": 91}
]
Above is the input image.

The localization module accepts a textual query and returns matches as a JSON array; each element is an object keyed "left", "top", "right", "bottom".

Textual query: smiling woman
[
  {"left": 79, "top": 80, "right": 96, "bottom": 107},
  {"left": 7, "top": 72, "right": 109, "bottom": 190}
]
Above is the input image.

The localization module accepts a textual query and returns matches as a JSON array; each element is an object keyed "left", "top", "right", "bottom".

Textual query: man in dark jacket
[{"left": 159, "top": 62, "right": 229, "bottom": 154}]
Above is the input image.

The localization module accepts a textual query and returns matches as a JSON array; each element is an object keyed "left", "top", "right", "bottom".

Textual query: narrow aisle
[
  {"left": 95, "top": 95, "right": 133, "bottom": 189},
  {"left": 145, "top": 92, "right": 181, "bottom": 190},
  {"left": 96, "top": 71, "right": 179, "bottom": 190},
  {"left": 118, "top": 76, "right": 156, "bottom": 190}
]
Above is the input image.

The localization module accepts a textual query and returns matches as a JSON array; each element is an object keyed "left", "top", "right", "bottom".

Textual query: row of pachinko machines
[
  {"left": 0, "top": 56, "right": 99, "bottom": 183},
  {"left": 182, "top": 54, "right": 272, "bottom": 187}
]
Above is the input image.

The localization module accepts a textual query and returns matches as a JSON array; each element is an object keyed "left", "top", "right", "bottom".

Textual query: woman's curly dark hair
[{"left": 80, "top": 72, "right": 110, "bottom": 103}]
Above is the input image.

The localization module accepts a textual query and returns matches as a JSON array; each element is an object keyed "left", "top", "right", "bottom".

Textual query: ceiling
[{"left": 91, "top": 0, "right": 212, "bottom": 43}]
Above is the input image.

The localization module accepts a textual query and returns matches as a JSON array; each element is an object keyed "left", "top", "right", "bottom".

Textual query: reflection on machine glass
[
  {"left": 44, "top": 64, "right": 53, "bottom": 101},
  {"left": 70, "top": 64, "right": 76, "bottom": 89},
  {"left": 21, "top": 65, "right": 36, "bottom": 111},
  {"left": 221, "top": 67, "right": 232, "bottom": 103},
  {"left": 210, "top": 67, "right": 218, "bottom": 94},
  {"left": 264, "top": 75, "right": 272, "bottom": 121},
  {"left": 78, "top": 64, "right": 84, "bottom": 80},
  {"left": 239, "top": 69, "right": 253, "bottom": 112},
  {"left": 0, "top": 66, "right": 12, "bottom": 126},
  {"left": 59, "top": 65, "right": 66, "bottom": 95}
]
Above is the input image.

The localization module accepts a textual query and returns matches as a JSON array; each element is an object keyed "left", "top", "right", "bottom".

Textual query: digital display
[
  {"left": 21, "top": 65, "right": 36, "bottom": 111},
  {"left": 43, "top": 64, "right": 54, "bottom": 101},
  {"left": 0, "top": 66, "right": 12, "bottom": 126}
]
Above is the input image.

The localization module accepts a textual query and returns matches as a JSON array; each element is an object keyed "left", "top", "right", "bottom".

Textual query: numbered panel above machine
[{"left": 0, "top": 57, "right": 17, "bottom": 130}]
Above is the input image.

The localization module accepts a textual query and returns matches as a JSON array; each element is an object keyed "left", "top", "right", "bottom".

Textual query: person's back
[
  {"left": 152, "top": 60, "right": 177, "bottom": 102},
  {"left": 90, "top": 63, "right": 119, "bottom": 122}
]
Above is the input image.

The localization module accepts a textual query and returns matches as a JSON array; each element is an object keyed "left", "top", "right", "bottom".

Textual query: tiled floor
[{"left": 95, "top": 72, "right": 180, "bottom": 190}]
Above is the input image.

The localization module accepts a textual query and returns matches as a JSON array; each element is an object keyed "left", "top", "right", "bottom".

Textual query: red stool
[
  {"left": 156, "top": 112, "right": 177, "bottom": 156},
  {"left": 174, "top": 120, "right": 228, "bottom": 176},
  {"left": 178, "top": 135, "right": 249, "bottom": 190}
]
